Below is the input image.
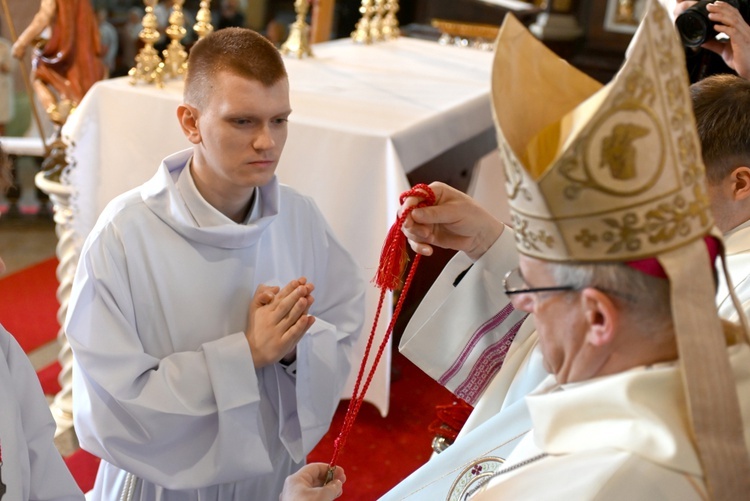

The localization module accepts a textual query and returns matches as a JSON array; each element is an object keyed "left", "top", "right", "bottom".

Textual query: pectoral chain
[{"left": 462, "top": 452, "right": 549, "bottom": 500}]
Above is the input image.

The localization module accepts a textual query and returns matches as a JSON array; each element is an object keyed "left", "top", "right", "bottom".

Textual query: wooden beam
[{"left": 311, "top": 0, "right": 335, "bottom": 43}]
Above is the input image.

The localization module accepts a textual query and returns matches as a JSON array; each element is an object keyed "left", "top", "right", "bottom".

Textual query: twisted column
[{"left": 35, "top": 172, "right": 79, "bottom": 438}]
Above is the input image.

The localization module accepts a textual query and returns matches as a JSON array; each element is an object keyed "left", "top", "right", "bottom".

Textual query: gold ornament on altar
[
  {"left": 382, "top": 0, "right": 400, "bottom": 39},
  {"left": 369, "top": 0, "right": 386, "bottom": 42},
  {"left": 129, "top": 0, "right": 165, "bottom": 87},
  {"left": 351, "top": 0, "right": 375, "bottom": 43},
  {"left": 280, "top": 0, "right": 314, "bottom": 58},
  {"left": 163, "top": 0, "right": 188, "bottom": 79},
  {"left": 352, "top": 0, "right": 399, "bottom": 43},
  {"left": 193, "top": 0, "right": 214, "bottom": 41}
]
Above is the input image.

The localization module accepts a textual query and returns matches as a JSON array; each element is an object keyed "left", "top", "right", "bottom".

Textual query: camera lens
[
  {"left": 675, "top": 10, "right": 710, "bottom": 47},
  {"left": 676, "top": 10, "right": 710, "bottom": 47}
]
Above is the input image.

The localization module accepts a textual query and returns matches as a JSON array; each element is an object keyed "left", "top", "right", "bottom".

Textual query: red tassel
[
  {"left": 373, "top": 183, "right": 436, "bottom": 290},
  {"left": 428, "top": 400, "right": 474, "bottom": 443},
  {"left": 328, "top": 183, "right": 436, "bottom": 469}
]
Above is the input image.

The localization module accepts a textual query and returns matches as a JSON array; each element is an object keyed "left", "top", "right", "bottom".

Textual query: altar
[{"left": 62, "top": 36, "right": 497, "bottom": 415}]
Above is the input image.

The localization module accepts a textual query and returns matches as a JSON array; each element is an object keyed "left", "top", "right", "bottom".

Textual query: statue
[
  {"left": 11, "top": 0, "right": 106, "bottom": 180},
  {"left": 11, "top": 0, "right": 106, "bottom": 125}
]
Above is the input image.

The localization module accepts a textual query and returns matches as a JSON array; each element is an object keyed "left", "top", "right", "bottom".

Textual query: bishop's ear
[
  {"left": 580, "top": 288, "right": 618, "bottom": 348},
  {"left": 177, "top": 104, "right": 201, "bottom": 145}
]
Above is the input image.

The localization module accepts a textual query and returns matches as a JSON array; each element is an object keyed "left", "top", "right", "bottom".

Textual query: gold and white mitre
[
  {"left": 494, "top": 4, "right": 709, "bottom": 262},
  {"left": 490, "top": 0, "right": 750, "bottom": 499}
]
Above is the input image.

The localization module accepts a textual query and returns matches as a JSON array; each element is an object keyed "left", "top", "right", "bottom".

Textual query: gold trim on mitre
[
  {"left": 490, "top": 1, "right": 750, "bottom": 498},
  {"left": 492, "top": 1, "right": 711, "bottom": 263}
]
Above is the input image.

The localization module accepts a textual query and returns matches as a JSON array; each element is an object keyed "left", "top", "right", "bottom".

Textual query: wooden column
[{"left": 311, "top": 0, "right": 335, "bottom": 43}]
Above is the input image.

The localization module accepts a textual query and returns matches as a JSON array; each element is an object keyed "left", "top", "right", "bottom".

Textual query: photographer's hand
[{"left": 703, "top": 1, "right": 750, "bottom": 79}]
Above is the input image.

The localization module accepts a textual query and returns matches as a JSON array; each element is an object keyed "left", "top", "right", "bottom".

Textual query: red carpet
[
  {"left": 3, "top": 255, "right": 462, "bottom": 498},
  {"left": 63, "top": 450, "right": 100, "bottom": 493},
  {"left": 309, "top": 354, "right": 457, "bottom": 498},
  {"left": 0, "top": 258, "right": 60, "bottom": 352},
  {"left": 37, "top": 359, "right": 62, "bottom": 395}
]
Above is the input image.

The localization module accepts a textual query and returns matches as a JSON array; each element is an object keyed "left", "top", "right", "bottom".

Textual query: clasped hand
[{"left": 245, "top": 278, "right": 315, "bottom": 368}]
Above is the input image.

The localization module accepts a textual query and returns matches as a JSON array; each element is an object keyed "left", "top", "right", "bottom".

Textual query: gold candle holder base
[
  {"left": 193, "top": 0, "right": 214, "bottom": 41},
  {"left": 129, "top": 45, "right": 165, "bottom": 87},
  {"left": 281, "top": 0, "right": 314, "bottom": 58},
  {"left": 351, "top": 0, "right": 374, "bottom": 44},
  {"left": 129, "top": 0, "right": 165, "bottom": 87},
  {"left": 382, "top": 0, "right": 400, "bottom": 40},
  {"left": 163, "top": 42, "right": 187, "bottom": 80},
  {"left": 369, "top": 0, "right": 386, "bottom": 41},
  {"left": 163, "top": 0, "right": 188, "bottom": 79}
]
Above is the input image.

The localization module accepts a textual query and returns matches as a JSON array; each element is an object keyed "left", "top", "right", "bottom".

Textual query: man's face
[
  {"left": 188, "top": 72, "right": 291, "bottom": 201},
  {"left": 511, "top": 255, "right": 588, "bottom": 384}
]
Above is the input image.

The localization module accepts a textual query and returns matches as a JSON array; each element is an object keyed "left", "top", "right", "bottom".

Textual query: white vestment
[
  {"left": 0, "top": 324, "right": 84, "bottom": 500},
  {"left": 382, "top": 230, "right": 547, "bottom": 500},
  {"left": 472, "top": 343, "right": 750, "bottom": 500},
  {"left": 65, "top": 149, "right": 365, "bottom": 500}
]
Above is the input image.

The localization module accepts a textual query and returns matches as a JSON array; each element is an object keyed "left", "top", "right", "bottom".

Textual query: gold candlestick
[
  {"left": 193, "top": 0, "right": 214, "bottom": 41},
  {"left": 369, "top": 0, "right": 386, "bottom": 41},
  {"left": 163, "top": 0, "right": 188, "bottom": 79},
  {"left": 382, "top": 0, "right": 400, "bottom": 40},
  {"left": 351, "top": 0, "right": 375, "bottom": 44},
  {"left": 280, "top": 0, "right": 314, "bottom": 58},
  {"left": 129, "top": 0, "right": 165, "bottom": 87}
]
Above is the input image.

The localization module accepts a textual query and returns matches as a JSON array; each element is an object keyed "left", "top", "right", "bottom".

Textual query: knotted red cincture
[
  {"left": 427, "top": 400, "right": 474, "bottom": 444},
  {"left": 328, "top": 183, "right": 436, "bottom": 471}
]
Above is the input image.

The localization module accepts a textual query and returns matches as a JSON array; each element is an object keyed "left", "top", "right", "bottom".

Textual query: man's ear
[
  {"left": 177, "top": 104, "right": 201, "bottom": 145},
  {"left": 580, "top": 288, "right": 618, "bottom": 348},
  {"left": 731, "top": 166, "right": 750, "bottom": 201}
]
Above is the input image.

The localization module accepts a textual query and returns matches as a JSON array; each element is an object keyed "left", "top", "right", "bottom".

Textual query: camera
[{"left": 675, "top": 0, "right": 750, "bottom": 47}]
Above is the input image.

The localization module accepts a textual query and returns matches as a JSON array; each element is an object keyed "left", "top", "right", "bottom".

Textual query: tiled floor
[
  {"left": 0, "top": 211, "right": 58, "bottom": 274},
  {"left": 0, "top": 155, "right": 58, "bottom": 274}
]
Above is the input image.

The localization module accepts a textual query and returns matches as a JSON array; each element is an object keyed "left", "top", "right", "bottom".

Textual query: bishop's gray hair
[{"left": 545, "top": 260, "right": 673, "bottom": 336}]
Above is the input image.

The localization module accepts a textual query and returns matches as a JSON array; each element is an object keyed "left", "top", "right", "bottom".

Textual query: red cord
[
  {"left": 328, "top": 184, "right": 436, "bottom": 468},
  {"left": 427, "top": 400, "right": 474, "bottom": 442}
]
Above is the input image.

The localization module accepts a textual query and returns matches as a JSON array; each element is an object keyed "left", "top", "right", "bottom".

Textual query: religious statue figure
[
  {"left": 11, "top": 0, "right": 106, "bottom": 181},
  {"left": 11, "top": 0, "right": 106, "bottom": 125}
]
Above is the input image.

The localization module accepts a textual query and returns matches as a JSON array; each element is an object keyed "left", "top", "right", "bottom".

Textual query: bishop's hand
[
  {"left": 245, "top": 278, "right": 315, "bottom": 368},
  {"left": 400, "top": 181, "right": 505, "bottom": 261}
]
